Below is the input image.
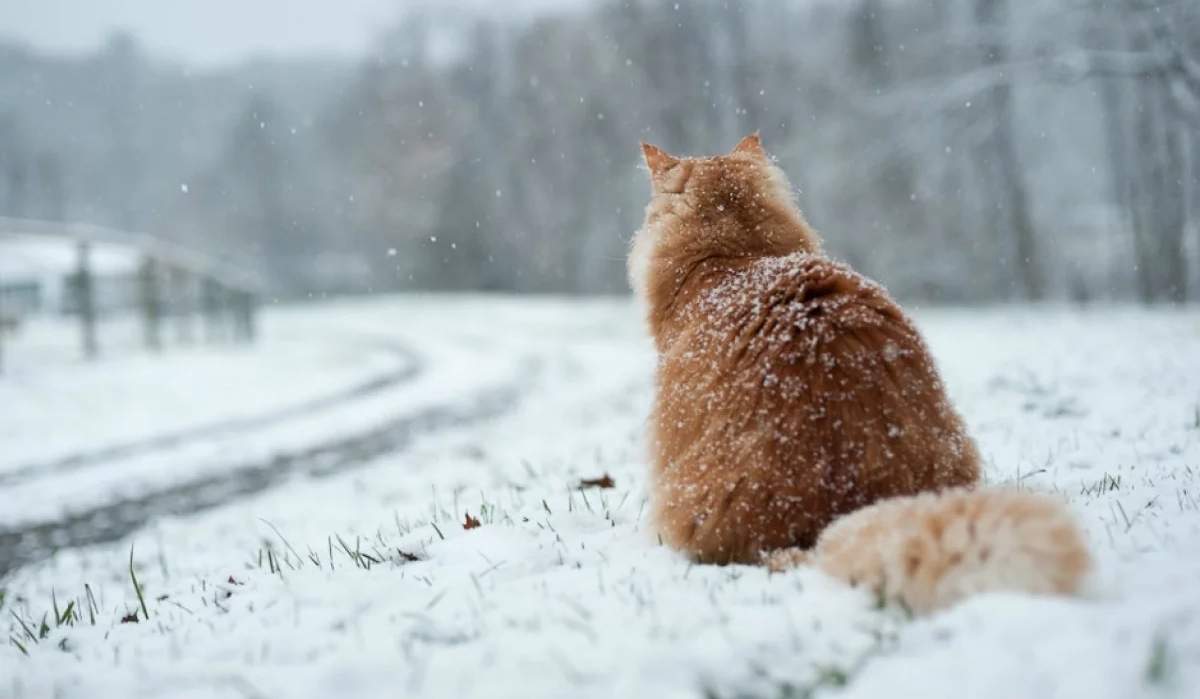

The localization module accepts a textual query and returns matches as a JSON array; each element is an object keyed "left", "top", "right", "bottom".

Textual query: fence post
[
  {"left": 230, "top": 289, "right": 256, "bottom": 344},
  {"left": 75, "top": 241, "right": 98, "bottom": 360},
  {"left": 170, "top": 265, "right": 195, "bottom": 345},
  {"left": 139, "top": 255, "right": 163, "bottom": 352},
  {"left": 243, "top": 291, "right": 257, "bottom": 344},
  {"left": 201, "top": 276, "right": 223, "bottom": 343},
  {"left": 225, "top": 286, "right": 240, "bottom": 344}
]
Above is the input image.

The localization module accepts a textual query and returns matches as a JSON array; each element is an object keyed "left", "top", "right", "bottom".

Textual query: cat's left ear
[{"left": 731, "top": 132, "right": 766, "bottom": 158}]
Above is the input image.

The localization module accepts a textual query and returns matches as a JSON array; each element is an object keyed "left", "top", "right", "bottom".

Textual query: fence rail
[{"left": 0, "top": 217, "right": 264, "bottom": 373}]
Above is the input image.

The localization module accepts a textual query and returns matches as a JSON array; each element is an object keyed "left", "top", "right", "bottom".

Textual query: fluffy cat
[{"left": 629, "top": 133, "right": 1089, "bottom": 612}]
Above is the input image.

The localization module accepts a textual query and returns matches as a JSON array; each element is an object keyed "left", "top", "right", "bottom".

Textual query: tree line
[{"left": 0, "top": 0, "right": 1196, "bottom": 302}]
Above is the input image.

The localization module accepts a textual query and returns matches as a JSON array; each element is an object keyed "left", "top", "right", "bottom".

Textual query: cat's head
[{"left": 628, "top": 133, "right": 820, "bottom": 304}]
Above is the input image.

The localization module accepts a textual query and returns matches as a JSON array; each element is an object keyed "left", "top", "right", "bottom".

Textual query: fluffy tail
[{"left": 766, "top": 488, "right": 1091, "bottom": 615}]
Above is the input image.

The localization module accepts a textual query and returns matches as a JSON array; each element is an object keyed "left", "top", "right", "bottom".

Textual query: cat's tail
[{"left": 766, "top": 488, "right": 1091, "bottom": 615}]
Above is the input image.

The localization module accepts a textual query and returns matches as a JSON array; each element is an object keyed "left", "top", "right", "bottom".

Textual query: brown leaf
[
  {"left": 120, "top": 612, "right": 139, "bottom": 624},
  {"left": 578, "top": 473, "right": 615, "bottom": 489},
  {"left": 463, "top": 512, "right": 481, "bottom": 530}
]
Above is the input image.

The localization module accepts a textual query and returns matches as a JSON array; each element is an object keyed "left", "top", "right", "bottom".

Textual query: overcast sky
[{"left": 0, "top": 0, "right": 432, "bottom": 66}]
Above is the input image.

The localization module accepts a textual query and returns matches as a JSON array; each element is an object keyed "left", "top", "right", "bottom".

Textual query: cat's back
[
  {"left": 660, "top": 251, "right": 978, "bottom": 527},
  {"left": 679, "top": 251, "right": 916, "bottom": 373}
]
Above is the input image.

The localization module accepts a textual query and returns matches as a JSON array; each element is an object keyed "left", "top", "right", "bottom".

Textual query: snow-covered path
[
  {"left": 0, "top": 298, "right": 541, "bottom": 574},
  {"left": 2, "top": 298, "right": 1199, "bottom": 699}
]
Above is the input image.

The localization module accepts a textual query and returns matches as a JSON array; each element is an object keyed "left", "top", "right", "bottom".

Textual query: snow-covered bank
[{"left": 2, "top": 299, "right": 1199, "bottom": 698}]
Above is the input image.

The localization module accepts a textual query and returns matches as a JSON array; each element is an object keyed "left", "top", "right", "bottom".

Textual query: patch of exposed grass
[
  {"left": 1081, "top": 472, "right": 1122, "bottom": 496},
  {"left": 7, "top": 581, "right": 98, "bottom": 657},
  {"left": 6, "top": 547, "right": 156, "bottom": 656}
]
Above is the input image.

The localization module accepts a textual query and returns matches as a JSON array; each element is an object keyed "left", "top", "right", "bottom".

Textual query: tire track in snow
[
  {"left": 0, "top": 338, "right": 421, "bottom": 487},
  {"left": 0, "top": 357, "right": 540, "bottom": 579}
]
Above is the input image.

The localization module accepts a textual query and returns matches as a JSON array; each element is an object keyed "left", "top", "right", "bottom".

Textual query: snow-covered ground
[
  {"left": 0, "top": 309, "right": 414, "bottom": 475},
  {"left": 2, "top": 297, "right": 1198, "bottom": 699}
]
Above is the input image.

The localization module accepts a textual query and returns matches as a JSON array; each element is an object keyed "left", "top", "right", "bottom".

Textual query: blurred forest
[{"left": 0, "top": 0, "right": 1197, "bottom": 302}]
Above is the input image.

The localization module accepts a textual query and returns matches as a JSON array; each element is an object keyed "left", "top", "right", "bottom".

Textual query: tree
[{"left": 973, "top": 0, "right": 1044, "bottom": 300}]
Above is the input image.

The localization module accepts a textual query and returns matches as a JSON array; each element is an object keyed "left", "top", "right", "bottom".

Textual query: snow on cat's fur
[{"left": 629, "top": 133, "right": 1089, "bottom": 611}]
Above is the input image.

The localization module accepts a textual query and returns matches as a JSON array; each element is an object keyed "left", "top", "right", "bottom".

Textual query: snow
[
  {"left": 2, "top": 297, "right": 1199, "bottom": 698},
  {"left": 0, "top": 307, "right": 413, "bottom": 475}
]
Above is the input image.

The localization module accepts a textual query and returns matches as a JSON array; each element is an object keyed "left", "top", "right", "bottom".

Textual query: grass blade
[
  {"left": 84, "top": 584, "right": 98, "bottom": 626},
  {"left": 130, "top": 545, "right": 150, "bottom": 621}
]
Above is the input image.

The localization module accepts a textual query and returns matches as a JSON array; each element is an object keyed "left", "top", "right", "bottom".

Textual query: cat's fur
[
  {"left": 629, "top": 134, "right": 1089, "bottom": 611},
  {"left": 765, "top": 488, "right": 1091, "bottom": 614}
]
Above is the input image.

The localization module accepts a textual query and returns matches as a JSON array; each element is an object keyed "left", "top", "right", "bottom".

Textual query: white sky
[{"left": 0, "top": 0, "right": 411, "bottom": 66}]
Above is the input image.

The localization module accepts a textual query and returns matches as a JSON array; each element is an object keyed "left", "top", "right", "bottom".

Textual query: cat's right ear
[
  {"left": 731, "top": 132, "right": 766, "bottom": 158},
  {"left": 641, "top": 142, "right": 679, "bottom": 178}
]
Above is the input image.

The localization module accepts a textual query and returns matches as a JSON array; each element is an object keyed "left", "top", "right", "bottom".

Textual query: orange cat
[{"left": 630, "top": 134, "right": 1089, "bottom": 612}]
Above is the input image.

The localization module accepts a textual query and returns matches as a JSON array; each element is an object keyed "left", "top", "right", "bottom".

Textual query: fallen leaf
[
  {"left": 463, "top": 512, "right": 481, "bottom": 530},
  {"left": 579, "top": 474, "right": 615, "bottom": 489}
]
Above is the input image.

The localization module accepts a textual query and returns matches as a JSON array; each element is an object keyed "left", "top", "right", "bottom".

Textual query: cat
[{"left": 629, "top": 133, "right": 1090, "bottom": 612}]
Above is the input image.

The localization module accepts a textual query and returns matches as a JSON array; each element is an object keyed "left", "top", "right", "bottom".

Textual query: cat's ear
[
  {"left": 641, "top": 142, "right": 679, "bottom": 177},
  {"left": 731, "top": 132, "right": 766, "bottom": 158}
]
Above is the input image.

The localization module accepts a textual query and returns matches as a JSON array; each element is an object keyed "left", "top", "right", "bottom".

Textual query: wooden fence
[{"left": 0, "top": 217, "right": 263, "bottom": 373}]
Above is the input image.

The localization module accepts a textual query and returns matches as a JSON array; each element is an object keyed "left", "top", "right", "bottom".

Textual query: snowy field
[{"left": 2, "top": 296, "right": 1199, "bottom": 698}]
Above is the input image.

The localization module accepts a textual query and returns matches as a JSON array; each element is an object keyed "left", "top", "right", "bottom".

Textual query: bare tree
[{"left": 974, "top": 0, "right": 1044, "bottom": 300}]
